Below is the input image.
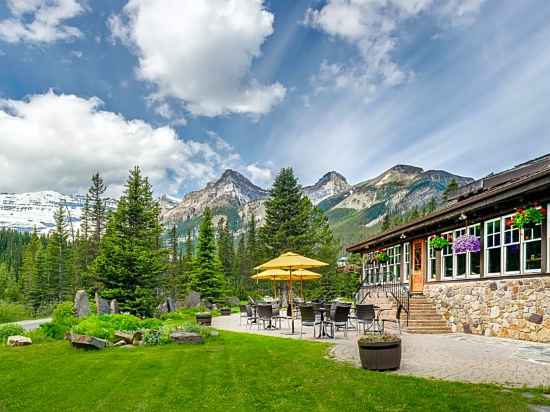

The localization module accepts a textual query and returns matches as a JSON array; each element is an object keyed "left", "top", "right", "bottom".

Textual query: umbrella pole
[
  {"left": 300, "top": 279, "right": 304, "bottom": 300},
  {"left": 290, "top": 267, "right": 294, "bottom": 334}
]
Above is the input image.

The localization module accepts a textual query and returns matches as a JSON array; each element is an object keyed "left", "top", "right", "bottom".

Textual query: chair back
[
  {"left": 356, "top": 304, "right": 376, "bottom": 321},
  {"left": 300, "top": 305, "right": 315, "bottom": 323},
  {"left": 333, "top": 305, "right": 350, "bottom": 323},
  {"left": 312, "top": 302, "right": 323, "bottom": 312},
  {"left": 246, "top": 304, "right": 255, "bottom": 317},
  {"left": 258, "top": 304, "right": 273, "bottom": 320},
  {"left": 239, "top": 304, "right": 247, "bottom": 314}
]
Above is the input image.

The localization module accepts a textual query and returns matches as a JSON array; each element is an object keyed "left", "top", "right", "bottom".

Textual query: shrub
[
  {"left": 71, "top": 314, "right": 163, "bottom": 342},
  {"left": 0, "top": 301, "right": 30, "bottom": 323},
  {"left": 41, "top": 302, "right": 78, "bottom": 340},
  {"left": 143, "top": 329, "right": 161, "bottom": 345},
  {"left": 358, "top": 334, "right": 401, "bottom": 345},
  {"left": 0, "top": 323, "right": 25, "bottom": 343},
  {"left": 25, "top": 328, "right": 52, "bottom": 345}
]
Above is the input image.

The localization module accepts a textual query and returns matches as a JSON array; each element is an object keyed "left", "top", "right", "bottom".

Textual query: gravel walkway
[{"left": 213, "top": 314, "right": 550, "bottom": 387}]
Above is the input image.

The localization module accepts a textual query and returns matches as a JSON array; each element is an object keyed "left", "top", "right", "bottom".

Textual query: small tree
[
  {"left": 192, "top": 208, "right": 225, "bottom": 303},
  {"left": 443, "top": 179, "right": 459, "bottom": 202}
]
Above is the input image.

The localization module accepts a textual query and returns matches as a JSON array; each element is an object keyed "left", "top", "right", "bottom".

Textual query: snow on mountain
[
  {"left": 0, "top": 191, "right": 85, "bottom": 234},
  {"left": 303, "top": 171, "right": 350, "bottom": 205}
]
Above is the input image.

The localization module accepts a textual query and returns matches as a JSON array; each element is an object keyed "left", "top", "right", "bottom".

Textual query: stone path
[
  {"left": 14, "top": 318, "right": 51, "bottom": 331},
  {"left": 213, "top": 314, "right": 550, "bottom": 387}
]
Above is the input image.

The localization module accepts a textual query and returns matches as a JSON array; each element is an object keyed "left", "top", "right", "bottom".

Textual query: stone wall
[{"left": 423, "top": 276, "right": 550, "bottom": 343}]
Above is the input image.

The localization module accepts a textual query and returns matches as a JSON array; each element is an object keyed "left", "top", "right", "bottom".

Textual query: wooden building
[{"left": 346, "top": 154, "right": 550, "bottom": 342}]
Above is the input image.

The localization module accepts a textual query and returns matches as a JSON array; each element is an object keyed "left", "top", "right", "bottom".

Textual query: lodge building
[{"left": 347, "top": 154, "right": 550, "bottom": 342}]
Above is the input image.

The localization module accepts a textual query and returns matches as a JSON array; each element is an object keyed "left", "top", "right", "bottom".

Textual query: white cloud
[
  {"left": 0, "top": 0, "right": 86, "bottom": 44},
  {"left": 0, "top": 91, "right": 266, "bottom": 196},
  {"left": 305, "top": 0, "right": 486, "bottom": 94},
  {"left": 244, "top": 163, "right": 273, "bottom": 187},
  {"left": 110, "top": 0, "right": 286, "bottom": 117}
]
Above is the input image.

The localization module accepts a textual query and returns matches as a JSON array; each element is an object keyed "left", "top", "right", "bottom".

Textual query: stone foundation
[{"left": 423, "top": 276, "right": 550, "bottom": 343}]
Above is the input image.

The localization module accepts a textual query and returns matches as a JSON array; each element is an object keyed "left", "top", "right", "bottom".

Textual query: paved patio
[{"left": 213, "top": 313, "right": 550, "bottom": 387}]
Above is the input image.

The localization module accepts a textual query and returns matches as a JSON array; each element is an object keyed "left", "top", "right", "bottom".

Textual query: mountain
[
  {"left": 303, "top": 171, "right": 350, "bottom": 205},
  {"left": 0, "top": 191, "right": 85, "bottom": 234}
]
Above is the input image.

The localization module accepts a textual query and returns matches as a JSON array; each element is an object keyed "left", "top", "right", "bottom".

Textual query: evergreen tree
[
  {"left": 259, "top": 168, "right": 313, "bottom": 257},
  {"left": 235, "top": 233, "right": 248, "bottom": 296},
  {"left": 88, "top": 173, "right": 108, "bottom": 255},
  {"left": 443, "top": 178, "right": 459, "bottom": 201},
  {"left": 93, "top": 166, "right": 167, "bottom": 316},
  {"left": 191, "top": 208, "right": 225, "bottom": 303},
  {"left": 21, "top": 230, "right": 41, "bottom": 304},
  {"left": 177, "top": 230, "right": 194, "bottom": 298},
  {"left": 245, "top": 214, "right": 260, "bottom": 272},
  {"left": 216, "top": 218, "right": 234, "bottom": 287},
  {"left": 47, "top": 205, "right": 72, "bottom": 302},
  {"left": 166, "top": 225, "right": 179, "bottom": 300}
]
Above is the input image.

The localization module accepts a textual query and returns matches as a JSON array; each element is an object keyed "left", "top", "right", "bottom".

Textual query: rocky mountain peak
[{"left": 304, "top": 170, "right": 350, "bottom": 205}]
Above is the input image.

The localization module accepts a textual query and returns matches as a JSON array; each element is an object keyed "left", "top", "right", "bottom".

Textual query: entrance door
[{"left": 411, "top": 239, "right": 425, "bottom": 293}]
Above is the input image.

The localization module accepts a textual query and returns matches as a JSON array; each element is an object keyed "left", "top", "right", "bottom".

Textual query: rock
[
  {"left": 74, "top": 290, "right": 90, "bottom": 318},
  {"left": 70, "top": 334, "right": 107, "bottom": 350},
  {"left": 157, "top": 301, "right": 170, "bottom": 313},
  {"left": 170, "top": 331, "right": 204, "bottom": 344},
  {"left": 7, "top": 335, "right": 32, "bottom": 347},
  {"left": 183, "top": 291, "right": 201, "bottom": 308},
  {"left": 95, "top": 292, "right": 110, "bottom": 315},
  {"left": 113, "top": 340, "right": 126, "bottom": 347},
  {"left": 110, "top": 299, "right": 120, "bottom": 314},
  {"left": 528, "top": 313, "right": 543, "bottom": 324},
  {"left": 226, "top": 296, "right": 240, "bottom": 306},
  {"left": 114, "top": 331, "right": 143, "bottom": 345},
  {"left": 166, "top": 297, "right": 176, "bottom": 312}
]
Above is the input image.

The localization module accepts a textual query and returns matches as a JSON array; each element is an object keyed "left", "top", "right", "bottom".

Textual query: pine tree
[
  {"left": 177, "top": 230, "right": 194, "bottom": 298},
  {"left": 88, "top": 173, "right": 108, "bottom": 256},
  {"left": 443, "top": 178, "right": 459, "bottom": 202},
  {"left": 93, "top": 166, "right": 167, "bottom": 316},
  {"left": 245, "top": 213, "right": 260, "bottom": 272},
  {"left": 47, "top": 205, "right": 72, "bottom": 302},
  {"left": 217, "top": 218, "right": 234, "bottom": 287},
  {"left": 235, "top": 233, "right": 248, "bottom": 296},
  {"left": 191, "top": 208, "right": 225, "bottom": 303},
  {"left": 259, "top": 168, "right": 313, "bottom": 257},
  {"left": 21, "top": 230, "right": 41, "bottom": 304},
  {"left": 166, "top": 225, "right": 179, "bottom": 300}
]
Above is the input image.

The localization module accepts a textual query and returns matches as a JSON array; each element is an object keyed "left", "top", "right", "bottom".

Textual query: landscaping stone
[
  {"left": 170, "top": 331, "right": 204, "bottom": 344},
  {"left": 114, "top": 331, "right": 143, "bottom": 345},
  {"left": 166, "top": 297, "right": 176, "bottom": 312},
  {"left": 7, "top": 335, "right": 32, "bottom": 347},
  {"left": 70, "top": 334, "right": 107, "bottom": 350},
  {"left": 529, "top": 405, "right": 550, "bottom": 412},
  {"left": 74, "top": 290, "right": 90, "bottom": 318},
  {"left": 110, "top": 299, "right": 120, "bottom": 314},
  {"left": 95, "top": 292, "right": 110, "bottom": 315},
  {"left": 183, "top": 291, "right": 201, "bottom": 308},
  {"left": 157, "top": 301, "right": 169, "bottom": 313}
]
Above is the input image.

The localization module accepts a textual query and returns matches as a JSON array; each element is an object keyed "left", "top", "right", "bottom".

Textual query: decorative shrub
[
  {"left": 453, "top": 234, "right": 480, "bottom": 253},
  {"left": 0, "top": 323, "right": 25, "bottom": 343},
  {"left": 41, "top": 302, "right": 79, "bottom": 340},
  {"left": 429, "top": 236, "right": 450, "bottom": 250},
  {"left": 72, "top": 314, "right": 161, "bottom": 341},
  {"left": 512, "top": 207, "right": 546, "bottom": 229},
  {"left": 358, "top": 333, "right": 401, "bottom": 344},
  {"left": 143, "top": 329, "right": 161, "bottom": 345},
  {"left": 0, "top": 301, "right": 30, "bottom": 324}
]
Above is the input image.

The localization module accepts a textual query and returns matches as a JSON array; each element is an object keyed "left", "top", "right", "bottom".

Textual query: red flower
[{"left": 541, "top": 208, "right": 547, "bottom": 216}]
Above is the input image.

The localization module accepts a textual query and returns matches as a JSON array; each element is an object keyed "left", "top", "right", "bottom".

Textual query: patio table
[{"left": 313, "top": 308, "right": 333, "bottom": 339}]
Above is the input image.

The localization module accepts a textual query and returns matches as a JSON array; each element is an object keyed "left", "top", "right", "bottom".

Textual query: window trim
[
  {"left": 502, "top": 213, "right": 521, "bottom": 276},
  {"left": 403, "top": 242, "right": 410, "bottom": 283},
  {"left": 427, "top": 235, "right": 437, "bottom": 282},
  {"left": 523, "top": 220, "right": 542, "bottom": 274},
  {"left": 485, "top": 217, "right": 503, "bottom": 277}
]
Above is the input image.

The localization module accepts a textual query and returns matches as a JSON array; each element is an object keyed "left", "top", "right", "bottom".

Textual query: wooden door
[{"left": 411, "top": 239, "right": 425, "bottom": 293}]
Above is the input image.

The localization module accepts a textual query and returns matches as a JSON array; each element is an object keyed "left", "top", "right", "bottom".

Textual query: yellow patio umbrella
[
  {"left": 251, "top": 269, "right": 322, "bottom": 300},
  {"left": 250, "top": 269, "right": 288, "bottom": 298},
  {"left": 255, "top": 252, "right": 328, "bottom": 334}
]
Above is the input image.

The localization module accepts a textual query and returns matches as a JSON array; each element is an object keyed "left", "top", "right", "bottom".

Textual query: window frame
[
  {"left": 427, "top": 235, "right": 437, "bottom": 281},
  {"left": 523, "top": 219, "right": 542, "bottom": 274},
  {"left": 440, "top": 231, "right": 454, "bottom": 280},
  {"left": 403, "top": 242, "right": 410, "bottom": 283},
  {"left": 485, "top": 217, "right": 502, "bottom": 277}
]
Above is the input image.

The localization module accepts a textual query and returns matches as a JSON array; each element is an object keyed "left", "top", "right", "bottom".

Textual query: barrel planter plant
[
  {"left": 196, "top": 312, "right": 212, "bottom": 326},
  {"left": 357, "top": 334, "right": 401, "bottom": 371}
]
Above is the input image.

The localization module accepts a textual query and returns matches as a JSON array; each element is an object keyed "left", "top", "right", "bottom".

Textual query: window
[
  {"left": 385, "top": 245, "right": 401, "bottom": 282},
  {"left": 403, "top": 243, "right": 410, "bottom": 283},
  {"left": 468, "top": 224, "right": 481, "bottom": 276},
  {"left": 441, "top": 232, "right": 454, "bottom": 279},
  {"left": 428, "top": 235, "right": 437, "bottom": 281},
  {"left": 454, "top": 228, "right": 467, "bottom": 277},
  {"left": 485, "top": 218, "right": 502, "bottom": 275},
  {"left": 503, "top": 215, "right": 520, "bottom": 274},
  {"left": 523, "top": 222, "right": 542, "bottom": 272}
]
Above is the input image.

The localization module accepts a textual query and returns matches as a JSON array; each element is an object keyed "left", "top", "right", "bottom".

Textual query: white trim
[
  {"left": 485, "top": 217, "right": 502, "bottom": 277},
  {"left": 403, "top": 242, "right": 410, "bottom": 283}
]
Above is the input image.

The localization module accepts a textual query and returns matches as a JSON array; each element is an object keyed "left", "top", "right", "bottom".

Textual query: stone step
[
  {"left": 408, "top": 315, "right": 447, "bottom": 321},
  {"left": 406, "top": 321, "right": 449, "bottom": 327}
]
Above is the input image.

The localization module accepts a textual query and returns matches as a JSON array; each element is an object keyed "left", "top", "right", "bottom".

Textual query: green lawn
[{"left": 0, "top": 332, "right": 544, "bottom": 412}]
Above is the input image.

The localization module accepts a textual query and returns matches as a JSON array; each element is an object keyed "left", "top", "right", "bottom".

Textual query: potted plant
[
  {"left": 512, "top": 207, "right": 546, "bottom": 230},
  {"left": 357, "top": 334, "right": 401, "bottom": 371},
  {"left": 453, "top": 234, "right": 480, "bottom": 253},
  {"left": 374, "top": 250, "right": 389, "bottom": 263},
  {"left": 196, "top": 312, "right": 212, "bottom": 326},
  {"left": 429, "top": 235, "right": 450, "bottom": 251}
]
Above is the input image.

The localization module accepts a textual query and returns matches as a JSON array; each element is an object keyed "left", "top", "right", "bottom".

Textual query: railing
[{"left": 355, "top": 280, "right": 410, "bottom": 326}]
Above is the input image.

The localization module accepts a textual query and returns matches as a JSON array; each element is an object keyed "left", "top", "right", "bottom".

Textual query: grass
[{"left": 0, "top": 331, "right": 545, "bottom": 412}]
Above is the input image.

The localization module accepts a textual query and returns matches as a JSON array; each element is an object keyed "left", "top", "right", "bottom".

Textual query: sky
[{"left": 1, "top": 0, "right": 549, "bottom": 197}]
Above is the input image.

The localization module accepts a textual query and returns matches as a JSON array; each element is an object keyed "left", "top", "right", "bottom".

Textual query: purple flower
[{"left": 453, "top": 234, "right": 480, "bottom": 253}]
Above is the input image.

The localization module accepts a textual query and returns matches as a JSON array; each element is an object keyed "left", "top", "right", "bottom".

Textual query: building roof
[{"left": 346, "top": 154, "right": 550, "bottom": 253}]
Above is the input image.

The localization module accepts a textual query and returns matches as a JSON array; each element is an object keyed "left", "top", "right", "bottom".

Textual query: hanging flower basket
[
  {"left": 453, "top": 234, "right": 480, "bottom": 253},
  {"left": 374, "top": 250, "right": 389, "bottom": 263},
  {"left": 512, "top": 207, "right": 546, "bottom": 230},
  {"left": 429, "top": 236, "right": 450, "bottom": 251}
]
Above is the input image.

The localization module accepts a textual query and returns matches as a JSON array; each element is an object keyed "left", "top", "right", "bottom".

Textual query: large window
[
  {"left": 441, "top": 232, "right": 454, "bottom": 279},
  {"left": 454, "top": 228, "right": 467, "bottom": 277},
  {"left": 428, "top": 235, "right": 437, "bottom": 281},
  {"left": 469, "top": 224, "right": 481, "bottom": 276},
  {"left": 485, "top": 212, "right": 543, "bottom": 276},
  {"left": 386, "top": 245, "right": 401, "bottom": 282}
]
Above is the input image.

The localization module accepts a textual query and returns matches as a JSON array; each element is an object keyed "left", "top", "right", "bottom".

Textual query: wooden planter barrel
[
  {"left": 358, "top": 339, "right": 401, "bottom": 371},
  {"left": 220, "top": 308, "right": 231, "bottom": 316},
  {"left": 196, "top": 313, "right": 212, "bottom": 326}
]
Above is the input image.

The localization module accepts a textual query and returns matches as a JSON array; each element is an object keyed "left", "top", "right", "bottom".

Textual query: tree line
[{"left": 1, "top": 166, "right": 358, "bottom": 317}]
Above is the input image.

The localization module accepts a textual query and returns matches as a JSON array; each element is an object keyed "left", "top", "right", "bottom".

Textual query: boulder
[
  {"left": 110, "top": 299, "right": 120, "bottom": 314},
  {"left": 157, "top": 301, "right": 170, "bottom": 313},
  {"left": 114, "top": 331, "right": 143, "bottom": 345},
  {"left": 74, "top": 290, "right": 90, "bottom": 318},
  {"left": 95, "top": 292, "right": 110, "bottom": 315},
  {"left": 170, "top": 331, "right": 204, "bottom": 344},
  {"left": 70, "top": 334, "right": 107, "bottom": 350},
  {"left": 183, "top": 291, "right": 201, "bottom": 308},
  {"left": 166, "top": 297, "right": 176, "bottom": 312},
  {"left": 7, "top": 335, "right": 32, "bottom": 347}
]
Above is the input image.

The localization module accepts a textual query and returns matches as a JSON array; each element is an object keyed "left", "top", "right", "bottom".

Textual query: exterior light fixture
[
  {"left": 459, "top": 213, "right": 467, "bottom": 221},
  {"left": 400, "top": 233, "right": 406, "bottom": 239}
]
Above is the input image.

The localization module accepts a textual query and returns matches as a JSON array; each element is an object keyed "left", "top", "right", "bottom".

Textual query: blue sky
[{"left": 1, "top": 0, "right": 549, "bottom": 197}]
